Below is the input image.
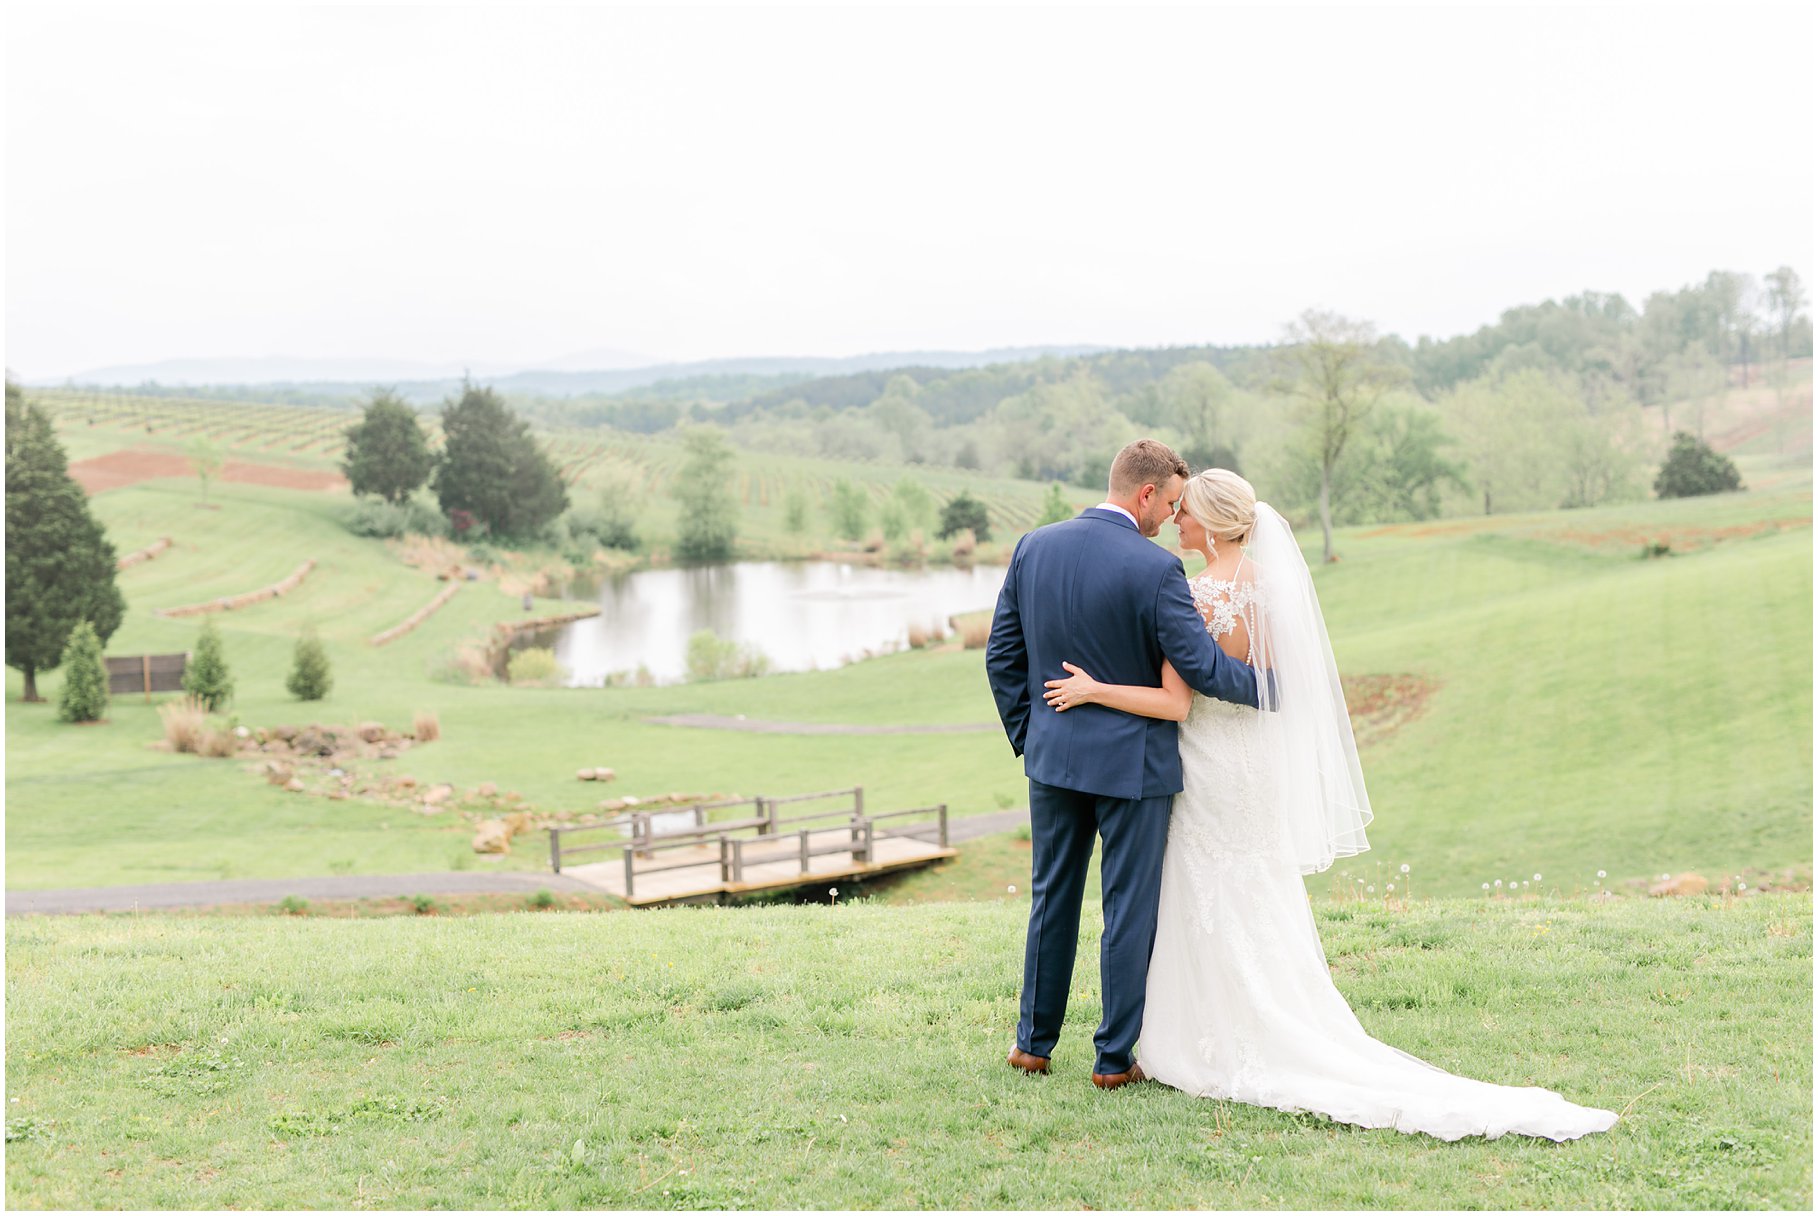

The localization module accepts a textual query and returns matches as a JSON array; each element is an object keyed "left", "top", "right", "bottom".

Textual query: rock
[
  {"left": 292, "top": 729, "right": 333, "bottom": 757},
  {"left": 504, "top": 791, "right": 522, "bottom": 803},
  {"left": 377, "top": 747, "right": 398, "bottom": 760},
  {"left": 1649, "top": 873, "right": 1709, "bottom": 898},
  {"left": 284, "top": 778, "right": 306, "bottom": 793},
  {"left": 472, "top": 819, "right": 512, "bottom": 854},
  {"left": 577, "top": 768, "right": 596, "bottom": 781},
  {"left": 271, "top": 724, "right": 299, "bottom": 742},
  {"left": 622, "top": 794, "right": 640, "bottom": 807},
  {"left": 423, "top": 783, "right": 455, "bottom": 806},
  {"left": 233, "top": 726, "right": 251, "bottom": 739},
  {"left": 476, "top": 781, "right": 498, "bottom": 798},
  {"left": 356, "top": 722, "right": 387, "bottom": 744},
  {"left": 594, "top": 767, "right": 616, "bottom": 783},
  {"left": 395, "top": 775, "right": 418, "bottom": 790},
  {"left": 263, "top": 761, "right": 294, "bottom": 786}
]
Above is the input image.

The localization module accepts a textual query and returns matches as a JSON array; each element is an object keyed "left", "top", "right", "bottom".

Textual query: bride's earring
[{"left": 1206, "top": 535, "right": 1218, "bottom": 562}]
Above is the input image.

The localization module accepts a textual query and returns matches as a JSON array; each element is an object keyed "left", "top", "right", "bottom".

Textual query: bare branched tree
[{"left": 1272, "top": 310, "right": 1406, "bottom": 562}]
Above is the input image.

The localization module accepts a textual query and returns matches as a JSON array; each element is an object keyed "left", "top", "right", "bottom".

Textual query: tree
[
  {"left": 187, "top": 437, "right": 223, "bottom": 505},
  {"left": 343, "top": 389, "right": 435, "bottom": 505},
  {"left": 56, "top": 620, "right": 108, "bottom": 723},
  {"left": 1764, "top": 267, "right": 1809, "bottom": 409},
  {"left": 938, "top": 492, "right": 991, "bottom": 542},
  {"left": 1445, "top": 370, "right": 1581, "bottom": 515},
  {"left": 1158, "top": 362, "right": 1242, "bottom": 471},
  {"left": 182, "top": 619, "right": 234, "bottom": 711},
  {"left": 5, "top": 383, "right": 126, "bottom": 702},
  {"left": 1273, "top": 311, "right": 1406, "bottom": 562},
  {"left": 431, "top": 380, "right": 568, "bottom": 539},
  {"left": 286, "top": 628, "right": 333, "bottom": 701},
  {"left": 782, "top": 485, "right": 811, "bottom": 535},
  {"left": 673, "top": 424, "right": 739, "bottom": 561},
  {"left": 1036, "top": 483, "right": 1074, "bottom": 527},
  {"left": 828, "top": 479, "right": 869, "bottom": 542},
  {"left": 1654, "top": 431, "right": 1743, "bottom": 499},
  {"left": 889, "top": 477, "right": 935, "bottom": 536}
]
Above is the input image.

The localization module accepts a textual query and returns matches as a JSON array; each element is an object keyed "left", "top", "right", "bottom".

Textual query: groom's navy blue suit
[{"left": 986, "top": 507, "right": 1260, "bottom": 1076}]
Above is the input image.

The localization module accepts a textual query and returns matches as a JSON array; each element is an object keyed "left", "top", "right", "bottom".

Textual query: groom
[{"left": 985, "top": 438, "right": 1262, "bottom": 1088}]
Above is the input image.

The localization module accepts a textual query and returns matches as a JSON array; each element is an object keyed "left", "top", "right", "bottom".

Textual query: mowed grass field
[
  {"left": 6, "top": 438, "right": 1810, "bottom": 897},
  {"left": 5, "top": 894, "right": 1810, "bottom": 1209}
]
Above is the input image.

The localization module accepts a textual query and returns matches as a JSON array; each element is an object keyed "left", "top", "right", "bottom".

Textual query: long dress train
[{"left": 1137, "top": 583, "right": 1617, "bottom": 1142}]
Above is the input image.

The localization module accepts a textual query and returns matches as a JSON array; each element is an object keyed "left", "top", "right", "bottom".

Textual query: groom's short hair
[{"left": 1108, "top": 438, "right": 1189, "bottom": 495}]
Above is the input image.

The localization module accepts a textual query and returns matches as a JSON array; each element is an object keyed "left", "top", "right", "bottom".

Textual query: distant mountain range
[{"left": 42, "top": 345, "right": 1112, "bottom": 399}]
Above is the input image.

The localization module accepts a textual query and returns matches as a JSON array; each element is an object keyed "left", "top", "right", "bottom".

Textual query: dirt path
[
  {"left": 645, "top": 714, "right": 997, "bottom": 735},
  {"left": 68, "top": 447, "right": 347, "bottom": 495}
]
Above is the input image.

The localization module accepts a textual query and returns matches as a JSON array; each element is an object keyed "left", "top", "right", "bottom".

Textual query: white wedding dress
[{"left": 1136, "top": 568, "right": 1619, "bottom": 1142}]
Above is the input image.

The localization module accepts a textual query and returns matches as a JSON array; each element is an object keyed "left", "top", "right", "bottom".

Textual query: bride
[{"left": 1041, "top": 469, "right": 1618, "bottom": 1142}]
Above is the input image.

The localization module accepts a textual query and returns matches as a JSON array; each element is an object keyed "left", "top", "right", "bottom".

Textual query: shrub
[
  {"left": 1655, "top": 431, "right": 1743, "bottom": 498},
  {"left": 286, "top": 630, "right": 333, "bottom": 701},
  {"left": 938, "top": 492, "right": 991, "bottom": 541},
  {"left": 409, "top": 893, "right": 440, "bottom": 915},
  {"left": 199, "top": 726, "right": 239, "bottom": 758},
  {"left": 950, "top": 527, "right": 978, "bottom": 560},
  {"left": 276, "top": 895, "right": 310, "bottom": 916},
  {"left": 685, "top": 630, "right": 771, "bottom": 681},
  {"left": 345, "top": 496, "right": 448, "bottom": 539},
  {"left": 159, "top": 696, "right": 209, "bottom": 754},
  {"left": 1035, "top": 483, "right": 1074, "bottom": 527},
  {"left": 414, "top": 710, "right": 441, "bottom": 742},
  {"left": 528, "top": 888, "right": 557, "bottom": 911},
  {"left": 783, "top": 486, "right": 811, "bottom": 535},
  {"left": 506, "top": 647, "right": 566, "bottom": 686},
  {"left": 181, "top": 620, "right": 233, "bottom": 711},
  {"left": 56, "top": 620, "right": 108, "bottom": 723},
  {"left": 828, "top": 479, "right": 869, "bottom": 542}
]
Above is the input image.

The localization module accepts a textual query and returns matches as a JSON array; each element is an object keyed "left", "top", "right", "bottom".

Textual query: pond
[{"left": 513, "top": 560, "right": 1008, "bottom": 687}]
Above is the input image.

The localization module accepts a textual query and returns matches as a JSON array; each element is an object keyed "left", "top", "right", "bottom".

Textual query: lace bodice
[{"left": 1189, "top": 572, "right": 1261, "bottom": 657}]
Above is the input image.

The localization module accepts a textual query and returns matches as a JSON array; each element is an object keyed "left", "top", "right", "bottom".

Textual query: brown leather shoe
[
  {"left": 1007, "top": 1047, "right": 1050, "bottom": 1074},
  {"left": 1091, "top": 1063, "right": 1146, "bottom": 1090}
]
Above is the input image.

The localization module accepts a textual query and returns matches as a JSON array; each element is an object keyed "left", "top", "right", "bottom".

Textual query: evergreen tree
[
  {"left": 430, "top": 380, "right": 568, "bottom": 538},
  {"left": 673, "top": 425, "right": 739, "bottom": 561},
  {"left": 182, "top": 619, "right": 234, "bottom": 711},
  {"left": 56, "top": 620, "right": 108, "bottom": 723},
  {"left": 286, "top": 629, "right": 333, "bottom": 701},
  {"left": 5, "top": 382, "right": 126, "bottom": 702},
  {"left": 1035, "top": 483, "right": 1074, "bottom": 527},
  {"left": 1654, "top": 431, "right": 1744, "bottom": 499},
  {"left": 938, "top": 492, "right": 991, "bottom": 542},
  {"left": 343, "top": 389, "right": 435, "bottom": 505}
]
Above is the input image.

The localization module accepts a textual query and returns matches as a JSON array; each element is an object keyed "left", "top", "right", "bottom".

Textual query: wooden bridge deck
[
  {"left": 561, "top": 829, "right": 956, "bottom": 905},
  {"left": 547, "top": 788, "right": 955, "bottom": 907}
]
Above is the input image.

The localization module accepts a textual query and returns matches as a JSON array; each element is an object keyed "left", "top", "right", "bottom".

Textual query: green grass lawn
[
  {"left": 10, "top": 474, "right": 1809, "bottom": 896},
  {"left": 5, "top": 893, "right": 1809, "bottom": 1209}
]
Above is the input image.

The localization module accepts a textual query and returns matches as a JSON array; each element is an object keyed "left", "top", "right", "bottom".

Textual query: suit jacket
[{"left": 984, "top": 508, "right": 1260, "bottom": 800}]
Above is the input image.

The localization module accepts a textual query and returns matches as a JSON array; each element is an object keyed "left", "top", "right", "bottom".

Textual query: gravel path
[
  {"left": 5, "top": 810, "right": 1031, "bottom": 916},
  {"left": 645, "top": 714, "right": 998, "bottom": 735}
]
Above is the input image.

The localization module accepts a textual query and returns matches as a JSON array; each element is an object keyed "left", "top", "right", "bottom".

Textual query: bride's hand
[{"left": 1043, "top": 661, "right": 1101, "bottom": 712}]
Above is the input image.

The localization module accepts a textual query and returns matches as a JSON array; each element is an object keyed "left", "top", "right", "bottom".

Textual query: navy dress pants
[{"left": 1015, "top": 777, "right": 1173, "bottom": 1076}]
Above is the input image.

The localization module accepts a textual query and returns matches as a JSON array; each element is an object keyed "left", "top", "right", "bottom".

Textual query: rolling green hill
[{"left": 5, "top": 425, "right": 1810, "bottom": 896}]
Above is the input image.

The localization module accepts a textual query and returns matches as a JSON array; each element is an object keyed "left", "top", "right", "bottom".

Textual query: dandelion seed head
[
  {"left": 1366, "top": 884, "right": 1376, "bottom": 893},
  {"left": 1533, "top": 873, "right": 1543, "bottom": 882},
  {"left": 1597, "top": 870, "right": 1607, "bottom": 879},
  {"left": 1007, "top": 884, "right": 1017, "bottom": 894},
  {"left": 1386, "top": 883, "right": 1395, "bottom": 892},
  {"left": 1482, "top": 883, "right": 1491, "bottom": 891},
  {"left": 1400, "top": 864, "right": 1411, "bottom": 874},
  {"left": 1494, "top": 880, "right": 1503, "bottom": 888}
]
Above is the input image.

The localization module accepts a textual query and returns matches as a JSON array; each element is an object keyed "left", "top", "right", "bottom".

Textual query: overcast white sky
[{"left": 6, "top": 1, "right": 1813, "bottom": 380}]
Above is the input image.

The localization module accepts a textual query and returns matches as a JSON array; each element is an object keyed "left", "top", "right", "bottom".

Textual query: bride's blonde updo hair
[{"left": 1181, "top": 468, "right": 1258, "bottom": 545}]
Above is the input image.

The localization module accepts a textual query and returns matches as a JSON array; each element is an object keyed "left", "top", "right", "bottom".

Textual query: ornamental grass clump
[{"left": 159, "top": 696, "right": 209, "bottom": 754}]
